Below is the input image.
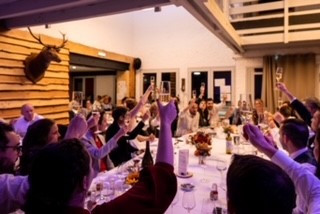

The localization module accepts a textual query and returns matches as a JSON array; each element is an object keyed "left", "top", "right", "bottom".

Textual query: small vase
[{"left": 198, "top": 155, "right": 206, "bottom": 165}]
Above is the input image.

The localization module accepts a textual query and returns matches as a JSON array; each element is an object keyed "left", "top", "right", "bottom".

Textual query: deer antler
[
  {"left": 27, "top": 27, "right": 68, "bottom": 49},
  {"left": 56, "top": 31, "right": 68, "bottom": 49},
  {"left": 27, "top": 27, "right": 48, "bottom": 47}
]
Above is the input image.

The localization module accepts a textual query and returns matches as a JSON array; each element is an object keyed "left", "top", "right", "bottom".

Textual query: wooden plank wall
[{"left": 0, "top": 29, "right": 70, "bottom": 124}]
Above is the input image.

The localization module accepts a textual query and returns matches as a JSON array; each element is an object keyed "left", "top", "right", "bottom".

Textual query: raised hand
[
  {"left": 65, "top": 114, "right": 88, "bottom": 139},
  {"left": 243, "top": 124, "right": 277, "bottom": 158},
  {"left": 157, "top": 99, "right": 177, "bottom": 125},
  {"left": 276, "top": 82, "right": 288, "bottom": 93},
  {"left": 87, "top": 112, "right": 100, "bottom": 129}
]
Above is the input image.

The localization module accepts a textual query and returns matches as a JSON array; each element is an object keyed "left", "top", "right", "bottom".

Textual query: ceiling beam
[
  {"left": 2, "top": 0, "right": 172, "bottom": 29},
  {"left": 0, "top": 0, "right": 97, "bottom": 19}
]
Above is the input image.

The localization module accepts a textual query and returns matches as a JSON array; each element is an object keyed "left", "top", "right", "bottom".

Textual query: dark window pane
[
  {"left": 191, "top": 71, "right": 208, "bottom": 100},
  {"left": 162, "top": 72, "right": 176, "bottom": 97}
]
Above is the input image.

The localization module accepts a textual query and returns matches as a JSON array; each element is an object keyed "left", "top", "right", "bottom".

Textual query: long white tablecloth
[{"left": 90, "top": 127, "right": 260, "bottom": 213}]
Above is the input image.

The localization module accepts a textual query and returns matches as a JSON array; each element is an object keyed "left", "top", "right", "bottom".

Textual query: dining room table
[{"left": 88, "top": 125, "right": 261, "bottom": 214}]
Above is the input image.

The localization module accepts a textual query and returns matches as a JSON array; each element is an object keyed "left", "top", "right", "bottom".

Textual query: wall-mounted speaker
[{"left": 133, "top": 58, "right": 142, "bottom": 70}]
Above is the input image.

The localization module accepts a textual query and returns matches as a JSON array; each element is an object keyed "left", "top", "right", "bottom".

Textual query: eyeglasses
[{"left": 1, "top": 145, "right": 22, "bottom": 153}]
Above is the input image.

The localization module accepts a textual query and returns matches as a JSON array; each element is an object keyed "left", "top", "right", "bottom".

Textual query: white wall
[
  {"left": 26, "top": 14, "right": 135, "bottom": 55},
  {"left": 25, "top": 5, "right": 260, "bottom": 103},
  {"left": 131, "top": 6, "right": 236, "bottom": 98},
  {"left": 96, "top": 76, "right": 116, "bottom": 105}
]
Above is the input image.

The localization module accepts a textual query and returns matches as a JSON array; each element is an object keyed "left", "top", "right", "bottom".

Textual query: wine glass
[
  {"left": 182, "top": 190, "right": 196, "bottom": 213},
  {"left": 199, "top": 157, "right": 208, "bottom": 183},
  {"left": 275, "top": 67, "right": 283, "bottom": 83},
  {"left": 216, "top": 160, "right": 227, "bottom": 190},
  {"left": 192, "top": 90, "right": 197, "bottom": 99},
  {"left": 95, "top": 180, "right": 105, "bottom": 202},
  {"left": 159, "top": 81, "right": 171, "bottom": 105},
  {"left": 233, "top": 135, "right": 240, "bottom": 154}
]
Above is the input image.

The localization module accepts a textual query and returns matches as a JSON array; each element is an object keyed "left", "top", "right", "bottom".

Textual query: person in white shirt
[
  {"left": 176, "top": 100, "right": 199, "bottom": 136},
  {"left": 244, "top": 124, "right": 320, "bottom": 214},
  {"left": 206, "top": 96, "right": 227, "bottom": 126},
  {"left": 14, "top": 103, "right": 43, "bottom": 138},
  {"left": 0, "top": 174, "right": 28, "bottom": 214}
]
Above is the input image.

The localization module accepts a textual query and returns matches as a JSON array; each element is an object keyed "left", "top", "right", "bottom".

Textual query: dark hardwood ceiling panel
[{"left": 0, "top": 0, "right": 171, "bottom": 29}]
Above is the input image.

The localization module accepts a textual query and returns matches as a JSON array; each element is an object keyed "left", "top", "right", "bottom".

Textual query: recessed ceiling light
[{"left": 72, "top": 66, "right": 77, "bottom": 69}]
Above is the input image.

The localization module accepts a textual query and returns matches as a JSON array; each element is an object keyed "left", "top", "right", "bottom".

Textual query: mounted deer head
[{"left": 24, "top": 27, "right": 68, "bottom": 84}]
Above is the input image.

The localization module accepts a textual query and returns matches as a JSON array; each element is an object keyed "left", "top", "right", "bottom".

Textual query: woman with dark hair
[
  {"left": 19, "top": 118, "right": 60, "bottom": 175},
  {"left": 24, "top": 99, "right": 177, "bottom": 214},
  {"left": 24, "top": 139, "right": 92, "bottom": 214}
]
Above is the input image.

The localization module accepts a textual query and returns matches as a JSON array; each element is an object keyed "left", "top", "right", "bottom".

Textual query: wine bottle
[
  {"left": 226, "top": 132, "right": 233, "bottom": 154},
  {"left": 252, "top": 109, "right": 259, "bottom": 125},
  {"left": 142, "top": 141, "right": 154, "bottom": 168}
]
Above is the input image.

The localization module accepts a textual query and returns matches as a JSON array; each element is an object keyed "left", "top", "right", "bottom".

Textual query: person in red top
[{"left": 24, "top": 99, "right": 178, "bottom": 214}]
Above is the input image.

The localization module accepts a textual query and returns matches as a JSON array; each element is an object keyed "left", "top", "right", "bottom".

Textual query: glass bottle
[
  {"left": 226, "top": 132, "right": 233, "bottom": 154},
  {"left": 142, "top": 141, "right": 154, "bottom": 168}
]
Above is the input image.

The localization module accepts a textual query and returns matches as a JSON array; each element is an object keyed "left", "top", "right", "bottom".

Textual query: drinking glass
[
  {"left": 216, "top": 160, "right": 227, "bottom": 190},
  {"left": 95, "top": 180, "right": 105, "bottom": 202},
  {"left": 182, "top": 190, "right": 196, "bottom": 213},
  {"left": 192, "top": 90, "right": 197, "bottom": 99},
  {"left": 233, "top": 135, "right": 240, "bottom": 154},
  {"left": 159, "top": 81, "right": 171, "bottom": 105},
  {"left": 199, "top": 157, "right": 208, "bottom": 183},
  {"left": 275, "top": 67, "right": 283, "bottom": 83}
]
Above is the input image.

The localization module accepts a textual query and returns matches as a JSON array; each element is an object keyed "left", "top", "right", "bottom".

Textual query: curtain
[{"left": 262, "top": 54, "right": 316, "bottom": 113}]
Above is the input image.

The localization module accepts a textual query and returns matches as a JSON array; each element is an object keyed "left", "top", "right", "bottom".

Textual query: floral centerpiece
[
  {"left": 126, "top": 171, "right": 140, "bottom": 185},
  {"left": 223, "top": 125, "right": 238, "bottom": 134},
  {"left": 191, "top": 132, "right": 212, "bottom": 164}
]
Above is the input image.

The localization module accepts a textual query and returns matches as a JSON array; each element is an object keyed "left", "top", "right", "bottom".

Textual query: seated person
[
  {"left": 105, "top": 85, "right": 153, "bottom": 166},
  {"left": 14, "top": 103, "right": 43, "bottom": 138},
  {"left": 244, "top": 124, "right": 320, "bottom": 213},
  {"left": 106, "top": 106, "right": 150, "bottom": 166},
  {"left": 19, "top": 118, "right": 60, "bottom": 175},
  {"left": 277, "top": 82, "right": 320, "bottom": 126},
  {"left": 82, "top": 112, "right": 127, "bottom": 174},
  {"left": 176, "top": 100, "right": 199, "bottom": 136},
  {"left": 227, "top": 154, "right": 296, "bottom": 214},
  {"left": 23, "top": 99, "right": 177, "bottom": 214},
  {"left": 0, "top": 122, "right": 21, "bottom": 175},
  {"left": 197, "top": 99, "right": 209, "bottom": 127},
  {"left": 279, "top": 119, "right": 317, "bottom": 166},
  {"left": 206, "top": 97, "right": 227, "bottom": 126}
]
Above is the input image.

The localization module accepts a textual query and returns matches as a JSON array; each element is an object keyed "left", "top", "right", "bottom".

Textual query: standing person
[
  {"left": 14, "top": 103, "right": 43, "bottom": 138},
  {"left": 23, "top": 99, "right": 177, "bottom": 214},
  {"left": 0, "top": 122, "right": 22, "bottom": 174}
]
